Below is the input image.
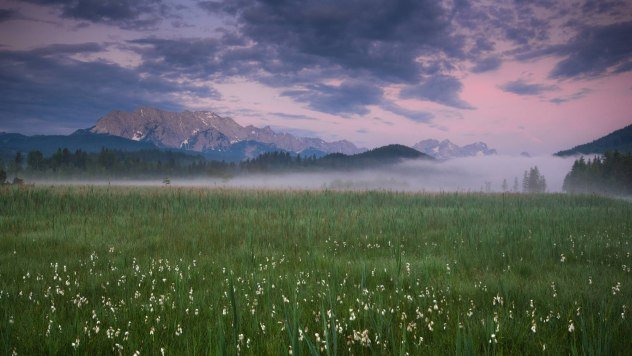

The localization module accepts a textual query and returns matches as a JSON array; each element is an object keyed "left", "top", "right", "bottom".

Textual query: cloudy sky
[{"left": 0, "top": 0, "right": 630, "bottom": 154}]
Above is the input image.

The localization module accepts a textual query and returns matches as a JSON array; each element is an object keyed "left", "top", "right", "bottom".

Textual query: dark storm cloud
[
  {"left": 129, "top": 35, "right": 301, "bottom": 81},
  {"left": 281, "top": 81, "right": 383, "bottom": 116},
  {"left": 0, "top": 8, "right": 16, "bottom": 22},
  {"left": 498, "top": 79, "right": 558, "bottom": 96},
  {"left": 23, "top": 0, "right": 165, "bottom": 30},
  {"left": 548, "top": 22, "right": 632, "bottom": 79},
  {"left": 471, "top": 57, "right": 501, "bottom": 73},
  {"left": 130, "top": 37, "right": 223, "bottom": 78},
  {"left": 198, "top": 0, "right": 464, "bottom": 82},
  {"left": 400, "top": 76, "right": 474, "bottom": 110},
  {"left": 0, "top": 46, "right": 218, "bottom": 133},
  {"left": 456, "top": 1, "right": 552, "bottom": 48}
]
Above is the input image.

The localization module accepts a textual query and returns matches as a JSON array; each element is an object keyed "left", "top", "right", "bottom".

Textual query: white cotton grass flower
[{"left": 612, "top": 282, "right": 622, "bottom": 295}]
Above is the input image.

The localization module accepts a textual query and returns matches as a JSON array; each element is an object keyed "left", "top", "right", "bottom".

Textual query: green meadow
[{"left": 0, "top": 186, "right": 630, "bottom": 355}]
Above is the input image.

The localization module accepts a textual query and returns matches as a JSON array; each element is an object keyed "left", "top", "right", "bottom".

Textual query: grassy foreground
[{"left": 0, "top": 186, "right": 630, "bottom": 355}]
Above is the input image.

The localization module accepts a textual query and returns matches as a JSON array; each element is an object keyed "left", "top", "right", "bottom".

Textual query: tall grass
[{"left": 0, "top": 186, "right": 630, "bottom": 354}]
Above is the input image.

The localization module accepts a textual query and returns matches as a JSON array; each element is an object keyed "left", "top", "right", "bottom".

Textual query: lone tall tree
[
  {"left": 27, "top": 150, "right": 44, "bottom": 171},
  {"left": 522, "top": 166, "right": 547, "bottom": 193},
  {"left": 14, "top": 151, "right": 23, "bottom": 178}
]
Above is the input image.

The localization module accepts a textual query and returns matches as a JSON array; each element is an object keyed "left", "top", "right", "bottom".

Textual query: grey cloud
[
  {"left": 499, "top": 79, "right": 558, "bottom": 95},
  {"left": 0, "top": 47, "right": 218, "bottom": 133},
  {"left": 197, "top": 1, "right": 225, "bottom": 14},
  {"left": 131, "top": 37, "right": 222, "bottom": 78},
  {"left": 400, "top": 75, "right": 474, "bottom": 110},
  {"left": 380, "top": 102, "right": 434, "bottom": 123},
  {"left": 200, "top": 0, "right": 465, "bottom": 83},
  {"left": 281, "top": 81, "right": 383, "bottom": 116},
  {"left": 129, "top": 36, "right": 293, "bottom": 81},
  {"left": 549, "top": 21, "right": 632, "bottom": 79},
  {"left": 0, "top": 8, "right": 16, "bottom": 22},
  {"left": 23, "top": 0, "right": 165, "bottom": 30},
  {"left": 469, "top": 37, "right": 495, "bottom": 55},
  {"left": 149, "top": 1, "right": 568, "bottom": 117},
  {"left": 549, "top": 88, "right": 592, "bottom": 104},
  {"left": 270, "top": 113, "right": 318, "bottom": 121},
  {"left": 471, "top": 57, "right": 501, "bottom": 73},
  {"left": 31, "top": 42, "right": 105, "bottom": 56},
  {"left": 458, "top": 1, "right": 552, "bottom": 47},
  {"left": 582, "top": 0, "right": 630, "bottom": 15}
]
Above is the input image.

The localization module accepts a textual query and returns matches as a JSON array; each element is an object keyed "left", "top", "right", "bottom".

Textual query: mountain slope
[
  {"left": 91, "top": 107, "right": 362, "bottom": 155},
  {"left": 555, "top": 123, "right": 632, "bottom": 156},
  {"left": 413, "top": 139, "right": 497, "bottom": 159}
]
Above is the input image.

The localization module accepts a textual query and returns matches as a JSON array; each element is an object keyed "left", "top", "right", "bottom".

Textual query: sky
[{"left": 0, "top": 0, "right": 630, "bottom": 155}]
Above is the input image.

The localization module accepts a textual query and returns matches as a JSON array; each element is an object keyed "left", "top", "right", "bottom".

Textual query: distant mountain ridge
[
  {"left": 91, "top": 107, "right": 362, "bottom": 156},
  {"left": 412, "top": 139, "right": 497, "bottom": 159},
  {"left": 555, "top": 123, "right": 632, "bottom": 156}
]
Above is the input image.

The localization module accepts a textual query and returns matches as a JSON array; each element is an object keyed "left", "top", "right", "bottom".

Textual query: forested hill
[
  {"left": 241, "top": 144, "right": 431, "bottom": 171},
  {"left": 317, "top": 144, "right": 431, "bottom": 168},
  {"left": 555, "top": 123, "right": 632, "bottom": 156}
]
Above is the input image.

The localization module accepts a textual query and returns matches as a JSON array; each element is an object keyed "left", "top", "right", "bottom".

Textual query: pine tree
[
  {"left": 14, "top": 151, "right": 23, "bottom": 178},
  {"left": 513, "top": 177, "right": 519, "bottom": 192},
  {"left": 27, "top": 150, "right": 44, "bottom": 171},
  {"left": 523, "top": 166, "right": 546, "bottom": 193}
]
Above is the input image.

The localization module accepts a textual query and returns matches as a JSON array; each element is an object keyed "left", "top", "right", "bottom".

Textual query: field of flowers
[{"left": 0, "top": 186, "right": 630, "bottom": 355}]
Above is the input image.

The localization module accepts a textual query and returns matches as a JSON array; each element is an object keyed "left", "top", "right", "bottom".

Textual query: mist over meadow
[{"left": 35, "top": 155, "right": 577, "bottom": 193}]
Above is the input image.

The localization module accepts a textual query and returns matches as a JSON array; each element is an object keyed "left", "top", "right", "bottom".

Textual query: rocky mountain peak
[{"left": 91, "top": 107, "right": 362, "bottom": 155}]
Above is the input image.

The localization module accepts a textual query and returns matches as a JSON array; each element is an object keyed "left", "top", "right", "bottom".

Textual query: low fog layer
[
  {"left": 220, "top": 155, "right": 575, "bottom": 192},
  {"left": 36, "top": 155, "right": 578, "bottom": 193}
]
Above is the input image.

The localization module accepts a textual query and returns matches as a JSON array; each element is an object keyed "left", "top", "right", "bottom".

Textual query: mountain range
[
  {"left": 91, "top": 107, "right": 362, "bottom": 157},
  {"left": 1, "top": 107, "right": 502, "bottom": 162},
  {"left": 412, "top": 139, "right": 497, "bottom": 160},
  {"left": 555, "top": 123, "right": 632, "bottom": 156}
]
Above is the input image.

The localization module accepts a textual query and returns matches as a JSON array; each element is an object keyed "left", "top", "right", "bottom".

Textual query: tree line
[
  {"left": 0, "top": 148, "right": 232, "bottom": 181},
  {"left": 562, "top": 151, "right": 632, "bottom": 196},
  {"left": 0, "top": 148, "right": 326, "bottom": 181},
  {"left": 0, "top": 145, "right": 426, "bottom": 182},
  {"left": 4, "top": 147, "right": 631, "bottom": 197}
]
